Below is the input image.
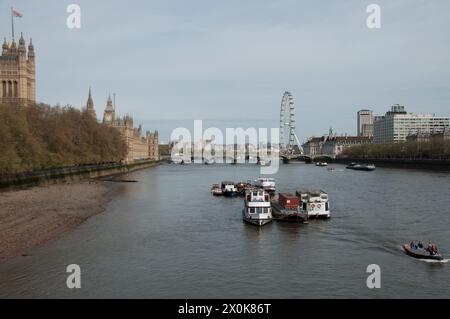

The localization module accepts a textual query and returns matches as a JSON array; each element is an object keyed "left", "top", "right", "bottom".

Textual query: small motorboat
[
  {"left": 315, "top": 161, "right": 328, "bottom": 167},
  {"left": 211, "top": 184, "right": 223, "bottom": 196},
  {"left": 346, "top": 162, "right": 376, "bottom": 171},
  {"left": 254, "top": 177, "right": 276, "bottom": 193},
  {"left": 403, "top": 243, "right": 443, "bottom": 261}
]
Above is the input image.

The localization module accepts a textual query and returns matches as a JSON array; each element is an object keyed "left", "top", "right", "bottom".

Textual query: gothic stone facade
[
  {"left": 0, "top": 34, "right": 35, "bottom": 106},
  {"left": 87, "top": 90, "right": 159, "bottom": 163}
]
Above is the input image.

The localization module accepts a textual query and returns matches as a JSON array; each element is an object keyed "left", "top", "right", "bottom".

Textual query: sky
[{"left": 2, "top": 0, "right": 450, "bottom": 142}]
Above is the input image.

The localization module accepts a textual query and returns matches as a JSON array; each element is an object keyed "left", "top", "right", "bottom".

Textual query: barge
[{"left": 271, "top": 192, "right": 308, "bottom": 223}]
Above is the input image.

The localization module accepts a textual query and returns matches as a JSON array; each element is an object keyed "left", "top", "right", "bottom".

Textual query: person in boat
[
  {"left": 427, "top": 242, "right": 437, "bottom": 255},
  {"left": 418, "top": 241, "right": 423, "bottom": 249},
  {"left": 410, "top": 241, "right": 415, "bottom": 249},
  {"left": 432, "top": 244, "right": 438, "bottom": 254}
]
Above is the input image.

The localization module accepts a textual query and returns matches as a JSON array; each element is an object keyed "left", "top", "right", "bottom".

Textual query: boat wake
[{"left": 420, "top": 258, "right": 449, "bottom": 264}]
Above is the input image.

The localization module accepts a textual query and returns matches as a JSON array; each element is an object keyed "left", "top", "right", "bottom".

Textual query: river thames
[{"left": 1, "top": 163, "right": 449, "bottom": 298}]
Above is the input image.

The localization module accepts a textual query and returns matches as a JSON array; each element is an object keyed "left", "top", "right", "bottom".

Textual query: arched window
[
  {"left": 1, "top": 81, "right": 5, "bottom": 97},
  {"left": 8, "top": 81, "right": 13, "bottom": 97},
  {"left": 14, "top": 81, "right": 18, "bottom": 97}
]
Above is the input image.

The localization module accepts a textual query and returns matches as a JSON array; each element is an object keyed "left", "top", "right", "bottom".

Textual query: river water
[{"left": 1, "top": 163, "right": 450, "bottom": 298}]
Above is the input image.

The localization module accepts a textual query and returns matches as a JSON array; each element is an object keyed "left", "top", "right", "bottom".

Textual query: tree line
[
  {"left": 0, "top": 102, "right": 127, "bottom": 174},
  {"left": 342, "top": 138, "right": 450, "bottom": 160}
]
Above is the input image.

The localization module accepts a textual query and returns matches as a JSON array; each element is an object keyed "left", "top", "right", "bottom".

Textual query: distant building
[
  {"left": 86, "top": 89, "right": 159, "bottom": 163},
  {"left": 373, "top": 104, "right": 450, "bottom": 143},
  {"left": 406, "top": 127, "right": 450, "bottom": 143},
  {"left": 0, "top": 34, "right": 35, "bottom": 106},
  {"left": 302, "top": 135, "right": 373, "bottom": 157},
  {"left": 85, "top": 87, "right": 96, "bottom": 119},
  {"left": 357, "top": 109, "right": 374, "bottom": 137}
]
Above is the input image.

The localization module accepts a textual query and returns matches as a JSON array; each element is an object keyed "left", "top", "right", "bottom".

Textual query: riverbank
[
  {"left": 333, "top": 157, "right": 450, "bottom": 170},
  {"left": 0, "top": 160, "right": 164, "bottom": 262},
  {"left": 0, "top": 180, "right": 117, "bottom": 262},
  {"left": 0, "top": 159, "right": 163, "bottom": 190}
]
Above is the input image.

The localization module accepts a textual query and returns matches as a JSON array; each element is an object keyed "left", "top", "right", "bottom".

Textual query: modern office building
[
  {"left": 373, "top": 105, "right": 450, "bottom": 143},
  {"left": 357, "top": 109, "right": 374, "bottom": 137}
]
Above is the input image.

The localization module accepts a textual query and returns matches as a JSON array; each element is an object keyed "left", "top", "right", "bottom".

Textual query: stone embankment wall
[{"left": 0, "top": 160, "right": 163, "bottom": 189}]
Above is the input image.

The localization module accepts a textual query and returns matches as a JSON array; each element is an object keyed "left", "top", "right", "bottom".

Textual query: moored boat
[
  {"left": 221, "top": 181, "right": 238, "bottom": 197},
  {"left": 403, "top": 243, "right": 443, "bottom": 261},
  {"left": 296, "top": 188, "right": 331, "bottom": 219},
  {"left": 211, "top": 184, "right": 223, "bottom": 196},
  {"left": 235, "top": 181, "right": 252, "bottom": 196},
  {"left": 271, "top": 192, "right": 307, "bottom": 223},
  {"left": 254, "top": 177, "right": 276, "bottom": 193},
  {"left": 242, "top": 189, "right": 273, "bottom": 226}
]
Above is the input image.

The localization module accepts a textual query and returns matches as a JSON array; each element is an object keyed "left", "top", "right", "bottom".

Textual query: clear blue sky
[{"left": 2, "top": 0, "right": 450, "bottom": 141}]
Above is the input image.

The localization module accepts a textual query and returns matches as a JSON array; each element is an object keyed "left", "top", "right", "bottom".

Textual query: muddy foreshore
[{"left": 0, "top": 180, "right": 118, "bottom": 262}]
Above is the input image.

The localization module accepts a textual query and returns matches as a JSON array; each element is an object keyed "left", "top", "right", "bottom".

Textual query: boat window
[
  {"left": 325, "top": 202, "right": 329, "bottom": 211},
  {"left": 302, "top": 202, "right": 307, "bottom": 210}
]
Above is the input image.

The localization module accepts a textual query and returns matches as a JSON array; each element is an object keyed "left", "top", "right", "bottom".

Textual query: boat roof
[
  {"left": 279, "top": 192, "right": 296, "bottom": 197},
  {"left": 222, "top": 181, "right": 235, "bottom": 184},
  {"left": 296, "top": 188, "right": 327, "bottom": 196}
]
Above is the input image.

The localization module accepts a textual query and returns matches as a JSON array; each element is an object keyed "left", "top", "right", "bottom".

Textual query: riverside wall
[{"left": 0, "top": 160, "right": 164, "bottom": 190}]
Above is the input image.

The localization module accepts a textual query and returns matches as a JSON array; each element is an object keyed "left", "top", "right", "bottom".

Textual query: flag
[{"left": 12, "top": 9, "right": 23, "bottom": 18}]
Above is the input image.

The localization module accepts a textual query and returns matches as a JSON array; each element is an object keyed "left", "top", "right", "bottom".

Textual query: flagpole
[{"left": 11, "top": 7, "right": 15, "bottom": 39}]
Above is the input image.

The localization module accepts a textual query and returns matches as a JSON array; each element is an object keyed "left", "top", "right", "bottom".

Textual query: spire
[
  {"left": 10, "top": 38, "right": 17, "bottom": 53},
  {"left": 2, "top": 38, "right": 9, "bottom": 55},
  {"left": 18, "top": 32, "right": 26, "bottom": 55},
  {"left": 28, "top": 38, "right": 35, "bottom": 60},
  {"left": 19, "top": 32, "right": 25, "bottom": 46},
  {"left": 86, "top": 87, "right": 96, "bottom": 119},
  {"left": 28, "top": 38, "right": 34, "bottom": 51}
]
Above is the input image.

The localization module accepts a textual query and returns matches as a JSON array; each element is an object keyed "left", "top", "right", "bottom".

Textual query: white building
[
  {"left": 302, "top": 135, "right": 372, "bottom": 157},
  {"left": 373, "top": 105, "right": 450, "bottom": 143},
  {"left": 357, "top": 109, "right": 374, "bottom": 137}
]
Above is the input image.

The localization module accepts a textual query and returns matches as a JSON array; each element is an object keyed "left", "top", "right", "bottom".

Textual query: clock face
[{"left": 105, "top": 113, "right": 112, "bottom": 122}]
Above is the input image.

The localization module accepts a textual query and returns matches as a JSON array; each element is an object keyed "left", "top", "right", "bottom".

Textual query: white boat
[
  {"left": 296, "top": 188, "right": 331, "bottom": 219},
  {"left": 242, "top": 189, "right": 273, "bottom": 226},
  {"left": 221, "top": 181, "right": 238, "bottom": 197},
  {"left": 254, "top": 177, "right": 276, "bottom": 193},
  {"left": 315, "top": 161, "right": 328, "bottom": 167}
]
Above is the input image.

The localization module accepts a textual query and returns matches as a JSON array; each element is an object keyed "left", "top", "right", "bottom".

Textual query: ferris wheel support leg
[{"left": 294, "top": 133, "right": 304, "bottom": 154}]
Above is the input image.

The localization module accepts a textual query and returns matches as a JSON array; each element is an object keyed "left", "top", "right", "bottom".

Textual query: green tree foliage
[
  {"left": 0, "top": 103, "right": 127, "bottom": 174},
  {"left": 343, "top": 138, "right": 450, "bottom": 160}
]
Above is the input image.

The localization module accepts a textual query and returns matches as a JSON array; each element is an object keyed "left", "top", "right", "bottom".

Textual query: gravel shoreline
[{"left": 0, "top": 180, "right": 115, "bottom": 262}]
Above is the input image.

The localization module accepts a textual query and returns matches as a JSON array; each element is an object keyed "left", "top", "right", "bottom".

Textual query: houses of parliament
[
  {"left": 86, "top": 89, "right": 159, "bottom": 163},
  {"left": 1, "top": 33, "right": 159, "bottom": 163},
  {"left": 0, "top": 33, "right": 35, "bottom": 106}
]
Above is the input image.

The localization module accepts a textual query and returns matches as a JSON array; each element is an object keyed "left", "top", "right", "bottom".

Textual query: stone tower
[
  {"left": 0, "top": 33, "right": 36, "bottom": 106},
  {"left": 86, "top": 87, "right": 96, "bottom": 119},
  {"left": 102, "top": 94, "right": 115, "bottom": 125}
]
